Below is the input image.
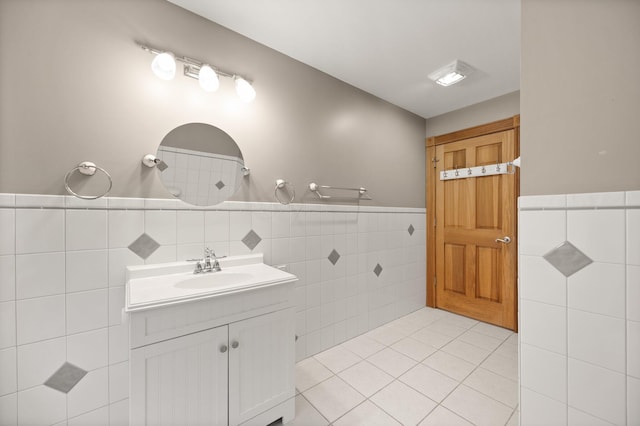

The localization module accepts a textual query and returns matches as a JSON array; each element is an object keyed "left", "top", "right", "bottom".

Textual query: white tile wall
[
  {"left": 519, "top": 190, "right": 637, "bottom": 426},
  {"left": 0, "top": 194, "right": 426, "bottom": 425}
]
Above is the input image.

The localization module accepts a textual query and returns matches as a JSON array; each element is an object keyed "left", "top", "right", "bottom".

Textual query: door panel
[
  {"left": 228, "top": 308, "right": 295, "bottom": 425},
  {"left": 130, "top": 326, "right": 229, "bottom": 426},
  {"left": 435, "top": 130, "right": 517, "bottom": 330}
]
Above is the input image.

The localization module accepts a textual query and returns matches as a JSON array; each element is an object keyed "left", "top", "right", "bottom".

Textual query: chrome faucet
[{"left": 191, "top": 247, "right": 226, "bottom": 274}]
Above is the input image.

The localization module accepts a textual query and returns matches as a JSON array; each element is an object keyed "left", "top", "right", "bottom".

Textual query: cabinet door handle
[
  {"left": 231, "top": 341, "right": 239, "bottom": 349},
  {"left": 219, "top": 345, "right": 228, "bottom": 353}
]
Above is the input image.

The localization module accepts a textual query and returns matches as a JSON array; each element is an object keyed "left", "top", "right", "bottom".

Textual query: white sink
[{"left": 125, "top": 254, "right": 297, "bottom": 311}]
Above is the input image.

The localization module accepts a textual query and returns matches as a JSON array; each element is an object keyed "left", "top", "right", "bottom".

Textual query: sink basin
[
  {"left": 125, "top": 254, "right": 297, "bottom": 311},
  {"left": 174, "top": 272, "right": 254, "bottom": 289}
]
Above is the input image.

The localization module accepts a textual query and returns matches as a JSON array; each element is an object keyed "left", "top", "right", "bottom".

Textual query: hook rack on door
[{"left": 439, "top": 162, "right": 517, "bottom": 181}]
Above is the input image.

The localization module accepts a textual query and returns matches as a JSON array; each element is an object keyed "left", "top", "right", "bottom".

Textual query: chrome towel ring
[
  {"left": 64, "top": 161, "right": 113, "bottom": 200},
  {"left": 275, "top": 179, "right": 295, "bottom": 205}
]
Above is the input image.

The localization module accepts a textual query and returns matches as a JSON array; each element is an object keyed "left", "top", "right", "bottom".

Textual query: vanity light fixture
[
  {"left": 140, "top": 44, "right": 255, "bottom": 102},
  {"left": 428, "top": 60, "right": 474, "bottom": 87}
]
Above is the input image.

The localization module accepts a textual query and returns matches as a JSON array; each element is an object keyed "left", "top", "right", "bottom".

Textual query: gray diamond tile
[
  {"left": 242, "top": 230, "right": 262, "bottom": 251},
  {"left": 543, "top": 241, "right": 593, "bottom": 277},
  {"left": 408, "top": 224, "right": 415, "bottom": 236},
  {"left": 128, "top": 233, "right": 160, "bottom": 260},
  {"left": 44, "top": 362, "right": 87, "bottom": 393},
  {"left": 374, "top": 263, "right": 383, "bottom": 277},
  {"left": 215, "top": 180, "right": 225, "bottom": 190},
  {"left": 328, "top": 249, "right": 341, "bottom": 265}
]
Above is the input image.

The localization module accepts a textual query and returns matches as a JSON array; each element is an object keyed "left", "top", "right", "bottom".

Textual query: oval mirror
[{"left": 156, "top": 123, "right": 245, "bottom": 206}]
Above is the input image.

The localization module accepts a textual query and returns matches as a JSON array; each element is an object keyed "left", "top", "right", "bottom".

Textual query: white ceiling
[{"left": 168, "top": 0, "right": 520, "bottom": 119}]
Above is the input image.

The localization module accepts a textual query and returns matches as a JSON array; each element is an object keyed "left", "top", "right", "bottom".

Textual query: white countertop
[{"left": 125, "top": 254, "right": 297, "bottom": 312}]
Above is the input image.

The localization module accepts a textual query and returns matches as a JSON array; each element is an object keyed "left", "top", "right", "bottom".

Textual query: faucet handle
[{"left": 204, "top": 247, "right": 214, "bottom": 258}]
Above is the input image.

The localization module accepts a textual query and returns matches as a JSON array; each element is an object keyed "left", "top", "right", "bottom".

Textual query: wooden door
[
  {"left": 130, "top": 325, "right": 229, "bottom": 426},
  {"left": 434, "top": 130, "right": 517, "bottom": 330},
  {"left": 228, "top": 308, "right": 295, "bottom": 425}
]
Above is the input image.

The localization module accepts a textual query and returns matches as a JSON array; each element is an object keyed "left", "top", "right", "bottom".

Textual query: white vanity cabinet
[{"left": 126, "top": 255, "right": 297, "bottom": 426}]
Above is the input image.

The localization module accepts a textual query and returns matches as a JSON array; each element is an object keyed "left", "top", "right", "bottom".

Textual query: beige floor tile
[
  {"left": 471, "top": 322, "right": 515, "bottom": 340},
  {"left": 303, "top": 376, "right": 365, "bottom": 423},
  {"left": 338, "top": 360, "right": 394, "bottom": 397},
  {"left": 367, "top": 347, "right": 417, "bottom": 377},
  {"left": 441, "top": 339, "right": 492, "bottom": 365},
  {"left": 340, "top": 335, "right": 385, "bottom": 359},
  {"left": 314, "top": 344, "right": 361, "bottom": 374},
  {"left": 463, "top": 368, "right": 519, "bottom": 408},
  {"left": 422, "top": 350, "right": 476, "bottom": 382},
  {"left": 370, "top": 380, "right": 437, "bottom": 425},
  {"left": 285, "top": 395, "right": 328, "bottom": 426},
  {"left": 427, "top": 320, "right": 469, "bottom": 338},
  {"left": 481, "top": 351, "right": 518, "bottom": 381},
  {"left": 418, "top": 405, "right": 474, "bottom": 426},
  {"left": 457, "top": 330, "right": 505, "bottom": 351},
  {"left": 391, "top": 337, "right": 438, "bottom": 361},
  {"left": 399, "top": 363, "right": 459, "bottom": 403},
  {"left": 442, "top": 385, "right": 513, "bottom": 426},
  {"left": 333, "top": 400, "right": 401, "bottom": 426},
  {"left": 410, "top": 328, "right": 454, "bottom": 349},
  {"left": 295, "top": 357, "right": 333, "bottom": 392}
]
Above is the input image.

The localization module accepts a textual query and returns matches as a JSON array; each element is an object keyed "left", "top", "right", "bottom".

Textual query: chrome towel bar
[{"left": 308, "top": 182, "right": 372, "bottom": 200}]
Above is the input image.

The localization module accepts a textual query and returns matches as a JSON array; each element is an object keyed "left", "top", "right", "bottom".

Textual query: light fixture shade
[
  {"left": 428, "top": 60, "right": 474, "bottom": 87},
  {"left": 151, "top": 52, "right": 176, "bottom": 80},
  {"left": 235, "top": 77, "right": 256, "bottom": 103},
  {"left": 198, "top": 65, "right": 220, "bottom": 92}
]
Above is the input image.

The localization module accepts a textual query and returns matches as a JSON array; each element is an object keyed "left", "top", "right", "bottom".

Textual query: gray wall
[
  {"left": 425, "top": 91, "right": 520, "bottom": 138},
  {"left": 0, "top": 0, "right": 426, "bottom": 208},
  {"left": 521, "top": 0, "right": 640, "bottom": 195}
]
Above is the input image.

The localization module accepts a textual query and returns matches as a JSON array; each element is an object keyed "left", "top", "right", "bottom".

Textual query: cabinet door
[
  {"left": 130, "top": 326, "right": 229, "bottom": 426},
  {"left": 228, "top": 308, "right": 295, "bottom": 425}
]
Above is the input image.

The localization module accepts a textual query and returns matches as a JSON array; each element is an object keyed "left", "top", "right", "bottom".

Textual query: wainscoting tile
[
  {"left": 67, "top": 328, "right": 108, "bottom": 372},
  {"left": 16, "top": 295, "right": 65, "bottom": 345},
  {"left": 66, "top": 289, "right": 108, "bottom": 335},
  {"left": 66, "top": 250, "right": 108, "bottom": 293},
  {"left": 16, "top": 252, "right": 65, "bottom": 299},
  {"left": 568, "top": 262, "right": 625, "bottom": 318},
  {"left": 0, "top": 347, "right": 16, "bottom": 396},
  {"left": 520, "top": 343, "right": 566, "bottom": 403},
  {"left": 108, "top": 210, "right": 144, "bottom": 249},
  {"left": 568, "top": 309, "right": 625, "bottom": 373},
  {"left": 567, "top": 209, "right": 625, "bottom": 264},
  {"left": 519, "top": 299, "right": 566, "bottom": 355},
  {"left": 518, "top": 210, "right": 565, "bottom": 256},
  {"left": 520, "top": 387, "right": 567, "bottom": 426},
  {"left": 568, "top": 358, "right": 625, "bottom": 425},
  {"left": 66, "top": 210, "right": 107, "bottom": 251},
  {"left": 0, "top": 209, "right": 15, "bottom": 256},
  {"left": 17, "top": 337, "right": 66, "bottom": 391},
  {"left": 15, "top": 209, "right": 64, "bottom": 254},
  {"left": 17, "top": 385, "right": 67, "bottom": 426}
]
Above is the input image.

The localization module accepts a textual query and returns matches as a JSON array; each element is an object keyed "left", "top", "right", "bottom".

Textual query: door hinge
[
  {"left": 434, "top": 276, "right": 437, "bottom": 287},
  {"left": 432, "top": 157, "right": 439, "bottom": 168}
]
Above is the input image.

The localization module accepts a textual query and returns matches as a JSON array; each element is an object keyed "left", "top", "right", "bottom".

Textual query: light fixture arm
[{"left": 138, "top": 43, "right": 251, "bottom": 83}]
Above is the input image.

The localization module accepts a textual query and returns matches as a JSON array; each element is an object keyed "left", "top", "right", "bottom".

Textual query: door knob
[
  {"left": 231, "top": 341, "right": 239, "bottom": 349},
  {"left": 495, "top": 236, "right": 511, "bottom": 244},
  {"left": 219, "top": 345, "right": 228, "bottom": 353}
]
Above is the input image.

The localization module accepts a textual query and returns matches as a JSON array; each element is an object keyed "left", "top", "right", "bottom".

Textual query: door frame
[{"left": 426, "top": 115, "right": 520, "bottom": 309}]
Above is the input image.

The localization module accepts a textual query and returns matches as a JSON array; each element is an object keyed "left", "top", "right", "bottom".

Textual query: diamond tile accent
[
  {"left": 374, "top": 263, "right": 383, "bottom": 277},
  {"left": 128, "top": 233, "right": 160, "bottom": 259},
  {"left": 408, "top": 224, "right": 415, "bottom": 236},
  {"left": 242, "top": 229, "right": 262, "bottom": 251},
  {"left": 543, "top": 241, "right": 593, "bottom": 277},
  {"left": 215, "top": 180, "right": 225, "bottom": 190},
  {"left": 156, "top": 160, "right": 169, "bottom": 172},
  {"left": 44, "top": 362, "right": 87, "bottom": 393},
  {"left": 328, "top": 249, "right": 341, "bottom": 265}
]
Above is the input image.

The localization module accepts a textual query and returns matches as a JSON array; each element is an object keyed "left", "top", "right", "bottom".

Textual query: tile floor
[{"left": 288, "top": 307, "right": 519, "bottom": 426}]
